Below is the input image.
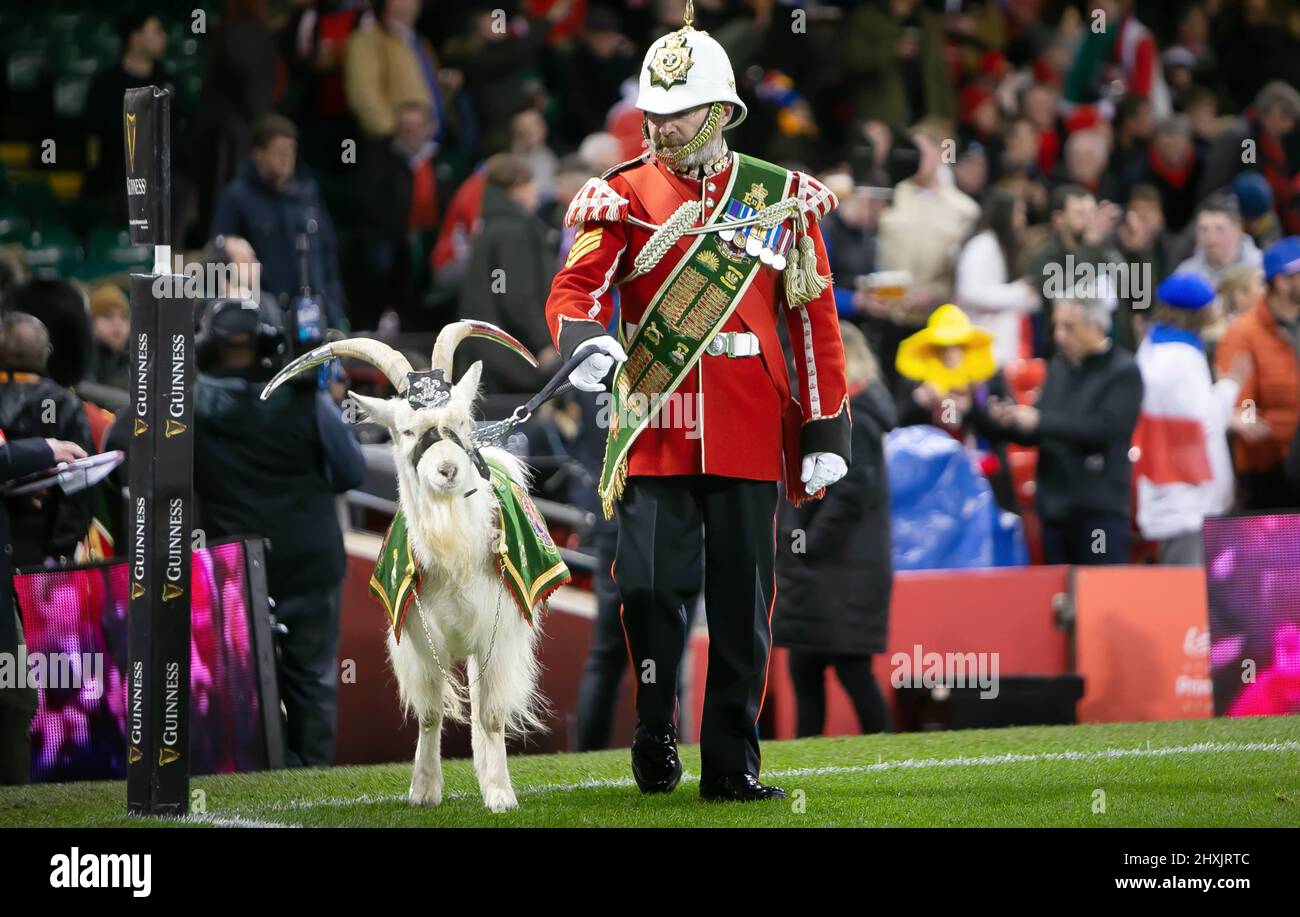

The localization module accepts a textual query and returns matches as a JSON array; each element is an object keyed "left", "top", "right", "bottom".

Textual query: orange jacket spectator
[{"left": 1214, "top": 302, "right": 1300, "bottom": 474}]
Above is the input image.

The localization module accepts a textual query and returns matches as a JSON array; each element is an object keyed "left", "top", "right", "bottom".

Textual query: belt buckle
[{"left": 706, "top": 334, "right": 727, "bottom": 357}]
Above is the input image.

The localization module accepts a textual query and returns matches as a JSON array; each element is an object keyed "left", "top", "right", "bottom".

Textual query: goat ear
[
  {"left": 452, "top": 360, "right": 483, "bottom": 405},
  {"left": 348, "top": 391, "right": 396, "bottom": 429}
]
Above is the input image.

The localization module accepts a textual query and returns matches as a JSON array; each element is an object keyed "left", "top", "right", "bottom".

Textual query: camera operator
[
  {"left": 0, "top": 313, "right": 95, "bottom": 566},
  {"left": 192, "top": 298, "right": 364, "bottom": 767}
]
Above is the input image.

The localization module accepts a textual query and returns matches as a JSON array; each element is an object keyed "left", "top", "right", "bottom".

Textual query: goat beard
[{"left": 398, "top": 468, "right": 496, "bottom": 580}]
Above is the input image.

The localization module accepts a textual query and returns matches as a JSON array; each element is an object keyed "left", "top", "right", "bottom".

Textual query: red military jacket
[{"left": 544, "top": 153, "right": 850, "bottom": 496}]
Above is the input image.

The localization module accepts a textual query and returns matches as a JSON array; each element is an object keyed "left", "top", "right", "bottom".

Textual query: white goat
[{"left": 262, "top": 321, "right": 550, "bottom": 812}]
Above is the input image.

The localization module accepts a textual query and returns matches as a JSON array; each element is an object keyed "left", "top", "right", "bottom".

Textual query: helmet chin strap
[{"left": 653, "top": 102, "right": 726, "bottom": 167}]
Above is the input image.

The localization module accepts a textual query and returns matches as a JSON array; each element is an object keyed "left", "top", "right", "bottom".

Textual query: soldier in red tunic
[{"left": 544, "top": 4, "right": 850, "bottom": 802}]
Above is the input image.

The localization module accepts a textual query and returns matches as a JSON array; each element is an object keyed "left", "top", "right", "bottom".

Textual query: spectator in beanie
[
  {"left": 1233, "top": 171, "right": 1282, "bottom": 250},
  {"left": 210, "top": 114, "right": 349, "bottom": 330},
  {"left": 1134, "top": 274, "right": 1244, "bottom": 565},
  {"left": 1175, "top": 193, "right": 1263, "bottom": 287},
  {"left": 86, "top": 285, "right": 131, "bottom": 392},
  {"left": 1213, "top": 236, "right": 1300, "bottom": 510},
  {"left": 0, "top": 314, "right": 94, "bottom": 566},
  {"left": 343, "top": 0, "right": 432, "bottom": 139},
  {"left": 775, "top": 323, "right": 894, "bottom": 737},
  {"left": 986, "top": 297, "right": 1143, "bottom": 565},
  {"left": 955, "top": 187, "right": 1038, "bottom": 367}
]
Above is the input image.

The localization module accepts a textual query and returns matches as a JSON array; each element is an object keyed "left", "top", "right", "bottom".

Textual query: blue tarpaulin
[{"left": 886, "top": 425, "right": 1028, "bottom": 570}]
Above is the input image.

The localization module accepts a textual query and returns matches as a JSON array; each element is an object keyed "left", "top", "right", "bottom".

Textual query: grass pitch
[{"left": 3, "top": 717, "right": 1298, "bottom": 828}]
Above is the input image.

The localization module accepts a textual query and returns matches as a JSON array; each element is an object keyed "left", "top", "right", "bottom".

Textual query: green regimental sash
[{"left": 597, "top": 154, "right": 792, "bottom": 518}]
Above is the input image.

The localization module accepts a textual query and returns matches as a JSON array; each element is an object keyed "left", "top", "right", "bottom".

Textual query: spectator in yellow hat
[{"left": 896, "top": 304, "right": 1018, "bottom": 511}]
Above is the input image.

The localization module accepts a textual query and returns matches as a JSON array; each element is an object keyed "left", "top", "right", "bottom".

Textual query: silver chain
[{"left": 411, "top": 576, "right": 504, "bottom": 696}]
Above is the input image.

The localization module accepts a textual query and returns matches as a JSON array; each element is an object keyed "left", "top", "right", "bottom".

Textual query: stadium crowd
[{"left": 3, "top": 0, "right": 1300, "bottom": 758}]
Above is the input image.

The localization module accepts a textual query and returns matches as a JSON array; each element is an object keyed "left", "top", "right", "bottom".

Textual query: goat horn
[
  {"left": 430, "top": 319, "right": 539, "bottom": 377},
  {"left": 260, "top": 338, "right": 414, "bottom": 400}
]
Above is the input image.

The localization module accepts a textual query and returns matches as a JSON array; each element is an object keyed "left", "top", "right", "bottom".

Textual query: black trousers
[
  {"left": 576, "top": 522, "right": 698, "bottom": 751},
  {"left": 614, "top": 475, "right": 777, "bottom": 780},
  {"left": 272, "top": 583, "right": 343, "bottom": 768},
  {"left": 1041, "top": 510, "right": 1131, "bottom": 565},
  {"left": 787, "top": 651, "right": 889, "bottom": 738}
]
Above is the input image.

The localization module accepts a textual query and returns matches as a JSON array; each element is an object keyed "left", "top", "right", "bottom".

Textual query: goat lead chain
[{"left": 412, "top": 577, "right": 503, "bottom": 696}]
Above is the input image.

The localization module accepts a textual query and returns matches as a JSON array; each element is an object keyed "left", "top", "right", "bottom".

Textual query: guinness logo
[
  {"left": 159, "top": 747, "right": 180, "bottom": 766},
  {"left": 164, "top": 419, "right": 187, "bottom": 438},
  {"left": 161, "top": 583, "right": 184, "bottom": 601},
  {"left": 130, "top": 581, "right": 145, "bottom": 600},
  {"left": 128, "top": 745, "right": 142, "bottom": 764},
  {"left": 134, "top": 417, "right": 148, "bottom": 436},
  {"left": 125, "top": 112, "right": 137, "bottom": 172}
]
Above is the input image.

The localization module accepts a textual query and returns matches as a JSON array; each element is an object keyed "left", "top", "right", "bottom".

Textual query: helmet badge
[{"left": 647, "top": 31, "right": 694, "bottom": 91}]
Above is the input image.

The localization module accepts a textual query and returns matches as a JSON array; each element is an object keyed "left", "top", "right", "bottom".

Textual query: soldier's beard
[{"left": 646, "top": 107, "right": 729, "bottom": 172}]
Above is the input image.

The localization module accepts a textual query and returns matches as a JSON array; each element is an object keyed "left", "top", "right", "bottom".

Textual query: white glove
[
  {"left": 568, "top": 335, "right": 627, "bottom": 392},
  {"left": 801, "top": 452, "right": 848, "bottom": 494}
]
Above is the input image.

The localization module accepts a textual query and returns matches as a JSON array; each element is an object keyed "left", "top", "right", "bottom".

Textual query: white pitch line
[
  {"left": 180, "top": 812, "right": 299, "bottom": 829},
  {"left": 208, "top": 738, "right": 1300, "bottom": 824}
]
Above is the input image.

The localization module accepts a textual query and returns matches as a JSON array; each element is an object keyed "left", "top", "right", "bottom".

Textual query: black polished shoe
[
  {"left": 699, "top": 773, "right": 787, "bottom": 802},
  {"left": 630, "top": 724, "right": 682, "bottom": 794}
]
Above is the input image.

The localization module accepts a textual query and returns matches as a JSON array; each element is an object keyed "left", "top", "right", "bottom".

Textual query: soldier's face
[{"left": 646, "top": 104, "right": 713, "bottom": 152}]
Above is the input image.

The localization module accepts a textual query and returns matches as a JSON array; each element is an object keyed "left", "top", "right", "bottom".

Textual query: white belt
[
  {"left": 624, "top": 323, "right": 760, "bottom": 358},
  {"left": 705, "top": 330, "right": 760, "bottom": 357}
]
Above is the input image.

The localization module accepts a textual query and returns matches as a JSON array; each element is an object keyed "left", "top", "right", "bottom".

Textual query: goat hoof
[
  {"left": 482, "top": 786, "right": 518, "bottom": 813},
  {"left": 409, "top": 779, "right": 443, "bottom": 807}
]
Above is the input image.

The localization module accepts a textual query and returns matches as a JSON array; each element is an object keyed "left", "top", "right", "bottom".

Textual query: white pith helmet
[{"left": 636, "top": 25, "right": 748, "bottom": 131}]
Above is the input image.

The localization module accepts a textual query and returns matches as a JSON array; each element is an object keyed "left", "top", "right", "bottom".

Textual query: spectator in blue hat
[
  {"left": 1233, "top": 171, "right": 1282, "bottom": 251},
  {"left": 1134, "top": 274, "right": 1246, "bottom": 564},
  {"left": 1213, "top": 236, "right": 1300, "bottom": 510}
]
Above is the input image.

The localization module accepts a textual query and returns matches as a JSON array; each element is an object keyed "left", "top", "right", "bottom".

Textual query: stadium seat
[
  {"left": 87, "top": 226, "right": 150, "bottom": 269},
  {"left": 12, "top": 180, "right": 60, "bottom": 219},
  {"left": 0, "top": 205, "right": 30, "bottom": 244},
  {"left": 23, "top": 225, "right": 83, "bottom": 278}
]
